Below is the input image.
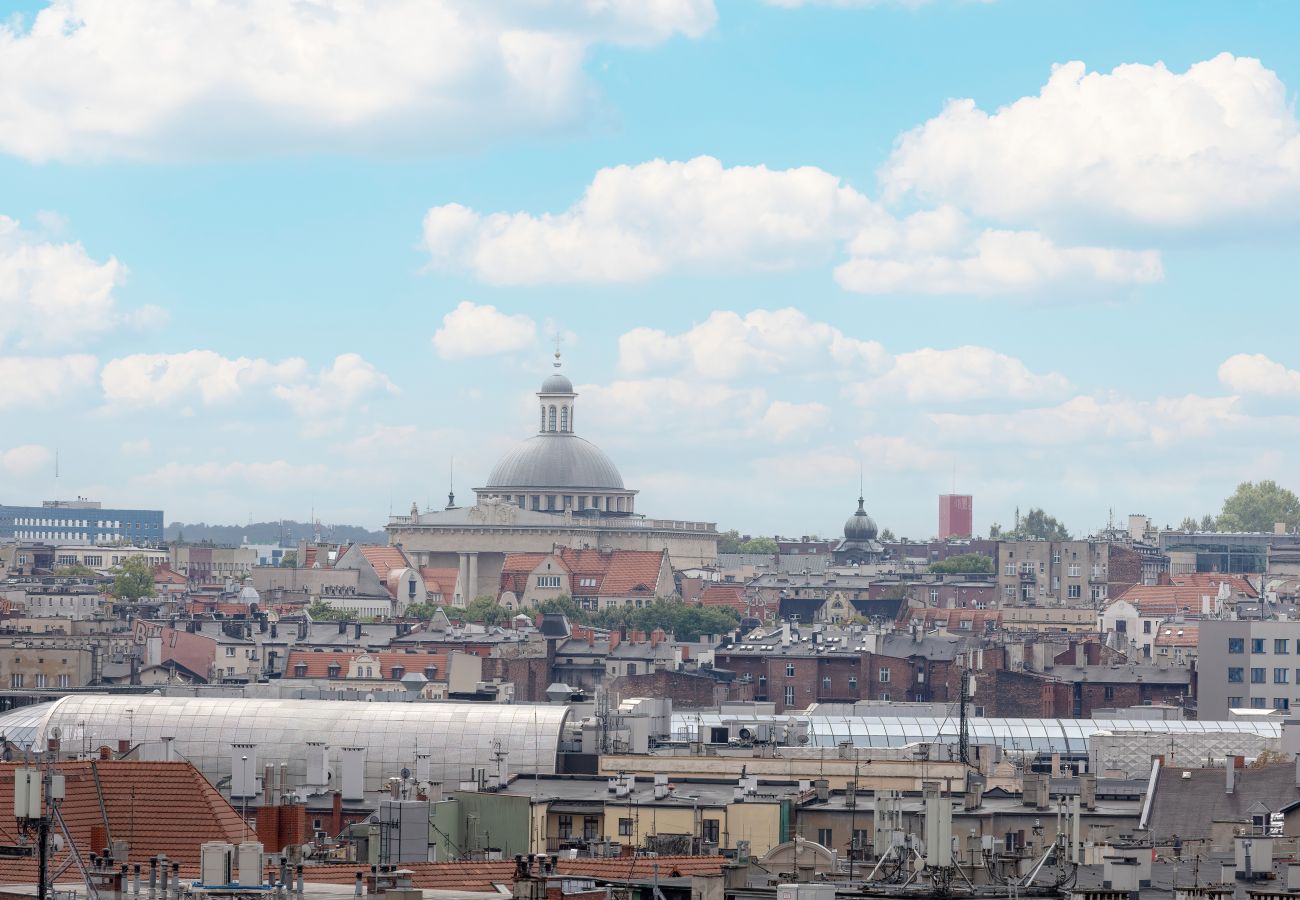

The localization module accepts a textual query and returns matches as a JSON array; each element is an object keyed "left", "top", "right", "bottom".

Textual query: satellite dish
[
  {"left": 49, "top": 726, "right": 61, "bottom": 741},
  {"left": 400, "top": 767, "right": 411, "bottom": 780}
]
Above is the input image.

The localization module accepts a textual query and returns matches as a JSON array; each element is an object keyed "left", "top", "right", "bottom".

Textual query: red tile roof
[
  {"left": 301, "top": 856, "right": 726, "bottom": 893},
  {"left": 698, "top": 584, "right": 746, "bottom": 613},
  {"left": 420, "top": 566, "right": 460, "bottom": 597},
  {"left": 907, "top": 608, "right": 1002, "bottom": 631},
  {"left": 0, "top": 761, "right": 247, "bottom": 884},
  {"left": 1165, "top": 572, "right": 1257, "bottom": 598},
  {"left": 1115, "top": 584, "right": 1219, "bottom": 616},
  {"left": 500, "top": 549, "right": 667, "bottom": 598},
  {"left": 1154, "top": 622, "right": 1199, "bottom": 648},
  {"left": 285, "top": 649, "right": 448, "bottom": 681},
  {"left": 359, "top": 546, "right": 409, "bottom": 582}
]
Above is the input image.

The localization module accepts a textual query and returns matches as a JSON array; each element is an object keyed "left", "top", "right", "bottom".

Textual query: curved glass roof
[
  {"left": 0, "top": 697, "right": 569, "bottom": 793},
  {"left": 670, "top": 712, "right": 1281, "bottom": 756}
]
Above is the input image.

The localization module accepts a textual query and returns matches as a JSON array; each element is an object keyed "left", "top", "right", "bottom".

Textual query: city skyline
[{"left": 2, "top": 0, "right": 1299, "bottom": 536}]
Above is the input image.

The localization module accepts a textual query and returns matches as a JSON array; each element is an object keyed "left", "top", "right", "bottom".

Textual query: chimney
[
  {"left": 1080, "top": 774, "right": 1096, "bottom": 811},
  {"left": 609, "top": 631, "right": 620, "bottom": 652},
  {"left": 1226, "top": 759, "right": 1235, "bottom": 794}
]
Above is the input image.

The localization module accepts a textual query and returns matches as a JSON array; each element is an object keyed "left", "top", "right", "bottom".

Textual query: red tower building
[{"left": 939, "top": 494, "right": 973, "bottom": 539}]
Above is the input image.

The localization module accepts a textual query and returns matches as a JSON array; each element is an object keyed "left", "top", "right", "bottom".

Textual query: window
[
  {"left": 821, "top": 676, "right": 831, "bottom": 692},
  {"left": 1052, "top": 551, "right": 1061, "bottom": 564},
  {"left": 619, "top": 818, "right": 633, "bottom": 836},
  {"left": 390, "top": 666, "right": 404, "bottom": 680},
  {"left": 537, "top": 575, "right": 561, "bottom": 589},
  {"left": 327, "top": 664, "right": 341, "bottom": 679},
  {"left": 1251, "top": 668, "right": 1266, "bottom": 684},
  {"left": 1067, "top": 585, "right": 1081, "bottom": 599},
  {"left": 930, "top": 588, "right": 939, "bottom": 603},
  {"left": 1229, "top": 637, "right": 1245, "bottom": 654},
  {"left": 579, "top": 577, "right": 597, "bottom": 588},
  {"left": 9, "top": 674, "right": 21, "bottom": 688},
  {"left": 1276, "top": 698, "right": 1291, "bottom": 710},
  {"left": 626, "top": 664, "right": 637, "bottom": 676},
  {"left": 848, "top": 676, "right": 857, "bottom": 691},
  {"left": 1276, "top": 668, "right": 1289, "bottom": 684},
  {"left": 786, "top": 663, "right": 795, "bottom": 677},
  {"left": 57, "top": 674, "right": 70, "bottom": 688},
  {"left": 1103, "top": 686, "right": 1114, "bottom": 701},
  {"left": 1228, "top": 696, "right": 1243, "bottom": 708},
  {"left": 1003, "top": 564, "right": 1016, "bottom": 576},
  {"left": 583, "top": 817, "right": 600, "bottom": 840},
  {"left": 784, "top": 685, "right": 795, "bottom": 706},
  {"left": 558, "top": 815, "right": 572, "bottom": 839},
  {"left": 1277, "top": 639, "right": 1291, "bottom": 655},
  {"left": 294, "top": 663, "right": 308, "bottom": 677},
  {"left": 1143, "top": 621, "right": 1152, "bottom": 634},
  {"left": 878, "top": 667, "right": 890, "bottom": 682},
  {"left": 34, "top": 673, "right": 46, "bottom": 688},
  {"left": 702, "top": 819, "right": 720, "bottom": 843},
  {"left": 548, "top": 406, "right": 557, "bottom": 431},
  {"left": 1067, "top": 564, "right": 1081, "bottom": 577},
  {"left": 1251, "top": 697, "right": 1267, "bottom": 709},
  {"left": 1116, "top": 620, "right": 1127, "bottom": 634},
  {"left": 226, "top": 646, "right": 236, "bottom": 657},
  {"left": 816, "top": 829, "right": 833, "bottom": 848},
  {"left": 1252, "top": 638, "right": 1266, "bottom": 653},
  {"left": 1229, "top": 667, "right": 1244, "bottom": 683},
  {"left": 560, "top": 407, "right": 569, "bottom": 433}
]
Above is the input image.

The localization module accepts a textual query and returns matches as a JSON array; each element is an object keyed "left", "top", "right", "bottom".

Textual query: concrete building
[
  {"left": 498, "top": 547, "right": 675, "bottom": 611},
  {"left": 51, "top": 543, "right": 169, "bottom": 569},
  {"left": 996, "top": 540, "right": 1142, "bottom": 608},
  {"left": 387, "top": 359, "right": 718, "bottom": 598},
  {"left": 0, "top": 498, "right": 164, "bottom": 545},
  {"left": 938, "top": 493, "right": 973, "bottom": 539},
  {"left": 1197, "top": 618, "right": 1300, "bottom": 718},
  {"left": 170, "top": 544, "right": 259, "bottom": 582}
]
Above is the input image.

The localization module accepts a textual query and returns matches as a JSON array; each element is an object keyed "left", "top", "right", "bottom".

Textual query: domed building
[
  {"left": 386, "top": 356, "right": 718, "bottom": 602},
  {"left": 832, "top": 494, "right": 884, "bottom": 566},
  {"left": 475, "top": 358, "right": 638, "bottom": 515}
]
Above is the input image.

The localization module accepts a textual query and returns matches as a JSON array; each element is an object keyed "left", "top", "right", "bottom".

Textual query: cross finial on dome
[{"left": 553, "top": 333, "right": 563, "bottom": 369}]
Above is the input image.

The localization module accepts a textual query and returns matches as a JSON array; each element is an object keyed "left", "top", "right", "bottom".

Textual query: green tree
[
  {"left": 1217, "top": 480, "right": 1300, "bottom": 533},
  {"left": 1178, "top": 516, "right": 1199, "bottom": 532},
  {"left": 305, "top": 599, "right": 348, "bottom": 620},
  {"left": 279, "top": 550, "right": 298, "bottom": 568},
  {"left": 1001, "top": 508, "right": 1071, "bottom": 541},
  {"left": 535, "top": 595, "right": 590, "bottom": 624},
  {"left": 927, "top": 553, "right": 994, "bottom": 575},
  {"left": 988, "top": 522, "right": 1003, "bottom": 539},
  {"left": 879, "top": 528, "right": 896, "bottom": 542},
  {"left": 592, "top": 599, "right": 740, "bottom": 641},
  {"left": 463, "top": 595, "right": 511, "bottom": 626},
  {"left": 55, "top": 564, "right": 96, "bottom": 577},
  {"left": 1199, "top": 514, "right": 1217, "bottom": 532},
  {"left": 717, "top": 530, "right": 744, "bottom": 553},
  {"left": 110, "top": 556, "right": 156, "bottom": 603},
  {"left": 737, "top": 536, "right": 778, "bottom": 554}
]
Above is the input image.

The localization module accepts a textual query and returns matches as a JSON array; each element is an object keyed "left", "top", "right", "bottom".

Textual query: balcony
[{"left": 1019, "top": 571, "right": 1037, "bottom": 582}]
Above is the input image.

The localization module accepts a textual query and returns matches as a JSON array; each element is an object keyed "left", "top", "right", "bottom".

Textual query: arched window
[
  {"left": 548, "top": 405, "right": 557, "bottom": 431},
  {"left": 560, "top": 406, "right": 569, "bottom": 432},
  {"left": 540, "top": 406, "right": 546, "bottom": 432}
]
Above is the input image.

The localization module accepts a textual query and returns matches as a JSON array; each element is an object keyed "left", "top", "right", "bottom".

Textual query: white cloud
[
  {"left": 1, "top": 444, "right": 52, "bottom": 476},
  {"left": 432, "top": 301, "right": 536, "bottom": 360},
  {"left": 880, "top": 54, "right": 1300, "bottom": 228},
  {"left": 579, "top": 377, "right": 768, "bottom": 435},
  {"left": 759, "top": 401, "right": 831, "bottom": 441},
  {"left": 276, "top": 353, "right": 398, "bottom": 416},
  {"left": 855, "top": 435, "right": 952, "bottom": 471},
  {"left": 425, "top": 157, "right": 1161, "bottom": 293},
  {"left": 619, "top": 308, "right": 886, "bottom": 379},
  {"left": 929, "top": 393, "right": 1244, "bottom": 447},
  {"left": 101, "top": 349, "right": 393, "bottom": 415},
  {"left": 850, "top": 345, "right": 1070, "bottom": 403},
  {"left": 0, "top": 0, "right": 715, "bottom": 162},
  {"left": 0, "top": 215, "right": 128, "bottom": 348},
  {"left": 1218, "top": 353, "right": 1300, "bottom": 396},
  {"left": 0, "top": 354, "right": 97, "bottom": 407},
  {"left": 137, "top": 459, "right": 328, "bottom": 489},
  {"left": 119, "top": 438, "right": 151, "bottom": 457}
]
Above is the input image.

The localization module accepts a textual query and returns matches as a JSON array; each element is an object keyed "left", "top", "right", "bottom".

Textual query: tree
[
  {"left": 737, "top": 536, "right": 778, "bottom": 554},
  {"left": 110, "top": 556, "right": 156, "bottom": 603},
  {"left": 306, "top": 599, "right": 348, "bottom": 620},
  {"left": 55, "top": 564, "right": 96, "bottom": 577},
  {"left": 717, "top": 530, "right": 744, "bottom": 553},
  {"left": 1217, "top": 480, "right": 1300, "bottom": 533},
  {"left": 593, "top": 599, "right": 739, "bottom": 641},
  {"left": 535, "top": 595, "right": 589, "bottom": 624},
  {"left": 988, "top": 522, "right": 1003, "bottom": 539},
  {"left": 1199, "top": 514, "right": 1217, "bottom": 532},
  {"left": 1000, "top": 508, "right": 1071, "bottom": 541},
  {"left": 927, "top": 553, "right": 994, "bottom": 575},
  {"left": 1178, "top": 516, "right": 1199, "bottom": 532},
  {"left": 463, "top": 595, "right": 511, "bottom": 626},
  {"left": 879, "top": 528, "right": 896, "bottom": 542},
  {"left": 279, "top": 550, "right": 298, "bottom": 568}
]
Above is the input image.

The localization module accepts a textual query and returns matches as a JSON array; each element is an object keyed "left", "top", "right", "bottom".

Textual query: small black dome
[{"left": 844, "top": 496, "right": 878, "bottom": 541}]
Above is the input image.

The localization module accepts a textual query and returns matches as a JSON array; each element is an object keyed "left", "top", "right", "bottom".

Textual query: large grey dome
[
  {"left": 485, "top": 433, "right": 625, "bottom": 490},
  {"left": 844, "top": 496, "right": 878, "bottom": 541}
]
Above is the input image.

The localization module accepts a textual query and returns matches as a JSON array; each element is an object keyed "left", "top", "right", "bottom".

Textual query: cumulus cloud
[
  {"left": 855, "top": 435, "right": 952, "bottom": 471},
  {"left": 579, "top": 377, "right": 768, "bottom": 436},
  {"left": 432, "top": 301, "right": 537, "bottom": 359},
  {"left": 929, "top": 393, "right": 1244, "bottom": 447},
  {"left": 0, "top": 355, "right": 97, "bottom": 407},
  {"left": 619, "top": 308, "right": 886, "bottom": 379},
  {"left": 881, "top": 54, "right": 1300, "bottom": 228},
  {"left": 424, "top": 157, "right": 1161, "bottom": 293},
  {"left": 850, "top": 345, "right": 1070, "bottom": 403},
  {"left": 1218, "top": 353, "right": 1300, "bottom": 396},
  {"left": 1, "top": 444, "right": 52, "bottom": 476},
  {"left": 101, "top": 350, "right": 393, "bottom": 415},
  {"left": 0, "top": 215, "right": 129, "bottom": 348},
  {"left": 0, "top": 0, "right": 716, "bottom": 162},
  {"left": 759, "top": 401, "right": 831, "bottom": 441}
]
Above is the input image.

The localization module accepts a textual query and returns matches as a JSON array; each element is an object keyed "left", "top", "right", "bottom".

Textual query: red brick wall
[{"left": 611, "top": 670, "right": 722, "bottom": 708}]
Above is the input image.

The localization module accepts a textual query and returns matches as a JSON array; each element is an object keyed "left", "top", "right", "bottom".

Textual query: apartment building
[
  {"left": 996, "top": 541, "right": 1141, "bottom": 608},
  {"left": 1197, "top": 618, "right": 1300, "bottom": 719}
]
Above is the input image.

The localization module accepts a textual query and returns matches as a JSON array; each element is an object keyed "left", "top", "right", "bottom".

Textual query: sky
[{"left": 1, "top": 0, "right": 1299, "bottom": 539}]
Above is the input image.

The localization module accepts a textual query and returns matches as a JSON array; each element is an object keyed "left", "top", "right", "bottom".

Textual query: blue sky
[{"left": 1, "top": 0, "right": 1299, "bottom": 539}]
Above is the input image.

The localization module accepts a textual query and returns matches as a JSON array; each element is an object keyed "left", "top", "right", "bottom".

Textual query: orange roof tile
[
  {"left": 1154, "top": 622, "right": 1199, "bottom": 648},
  {"left": 420, "top": 566, "right": 460, "bottom": 597},
  {"left": 500, "top": 549, "right": 667, "bottom": 598},
  {"left": 359, "top": 546, "right": 409, "bottom": 581},
  {"left": 1165, "top": 572, "right": 1257, "bottom": 598},
  {"left": 698, "top": 584, "right": 746, "bottom": 613},
  {"left": 1115, "top": 584, "right": 1220, "bottom": 616}
]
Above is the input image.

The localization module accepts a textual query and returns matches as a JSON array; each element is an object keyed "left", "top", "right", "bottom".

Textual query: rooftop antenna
[{"left": 446, "top": 457, "right": 457, "bottom": 510}]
